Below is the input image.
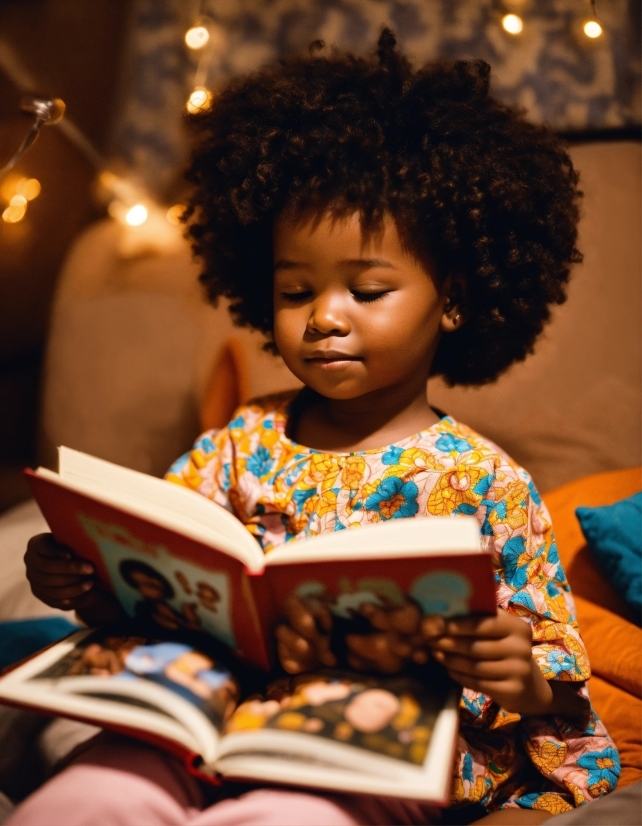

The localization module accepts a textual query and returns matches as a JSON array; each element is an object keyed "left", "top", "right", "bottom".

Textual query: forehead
[{"left": 273, "top": 210, "right": 404, "bottom": 261}]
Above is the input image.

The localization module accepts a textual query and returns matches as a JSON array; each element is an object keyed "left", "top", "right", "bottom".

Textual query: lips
[{"left": 304, "top": 351, "right": 361, "bottom": 361}]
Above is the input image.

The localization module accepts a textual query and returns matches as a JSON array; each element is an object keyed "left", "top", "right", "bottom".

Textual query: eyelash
[{"left": 280, "top": 291, "right": 389, "bottom": 304}]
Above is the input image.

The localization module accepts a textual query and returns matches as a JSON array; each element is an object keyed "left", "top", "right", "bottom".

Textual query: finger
[
  {"left": 29, "top": 572, "right": 94, "bottom": 589},
  {"left": 284, "top": 597, "right": 326, "bottom": 643},
  {"left": 443, "top": 611, "right": 531, "bottom": 640},
  {"left": 26, "top": 534, "right": 75, "bottom": 559},
  {"left": 29, "top": 557, "right": 94, "bottom": 576},
  {"left": 347, "top": 632, "right": 412, "bottom": 660},
  {"left": 443, "top": 668, "right": 526, "bottom": 700},
  {"left": 35, "top": 580, "right": 95, "bottom": 602},
  {"left": 434, "top": 651, "right": 531, "bottom": 681},
  {"left": 275, "top": 626, "right": 316, "bottom": 673},
  {"left": 429, "top": 635, "right": 528, "bottom": 661},
  {"left": 359, "top": 604, "right": 394, "bottom": 631},
  {"left": 421, "top": 615, "right": 447, "bottom": 639}
]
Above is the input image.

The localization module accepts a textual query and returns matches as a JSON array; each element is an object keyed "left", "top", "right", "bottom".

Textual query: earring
[{"left": 453, "top": 313, "right": 461, "bottom": 327}]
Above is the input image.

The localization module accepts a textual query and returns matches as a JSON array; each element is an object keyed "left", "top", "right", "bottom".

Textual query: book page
[
  {"left": 216, "top": 667, "right": 459, "bottom": 801},
  {"left": 264, "top": 514, "right": 481, "bottom": 565},
  {"left": 48, "top": 447, "right": 263, "bottom": 571},
  {"left": 0, "top": 630, "right": 240, "bottom": 767}
]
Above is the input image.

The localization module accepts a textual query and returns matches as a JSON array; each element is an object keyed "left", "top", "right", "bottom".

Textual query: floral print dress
[{"left": 166, "top": 392, "right": 619, "bottom": 815}]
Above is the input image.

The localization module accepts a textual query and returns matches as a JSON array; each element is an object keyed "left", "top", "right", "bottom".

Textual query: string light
[
  {"left": 583, "top": 20, "right": 603, "bottom": 38},
  {"left": 186, "top": 86, "right": 212, "bottom": 113},
  {"left": 2, "top": 194, "right": 27, "bottom": 223},
  {"left": 185, "top": 25, "right": 210, "bottom": 49},
  {"left": 502, "top": 13, "right": 524, "bottom": 35},
  {"left": 1, "top": 176, "right": 40, "bottom": 223},
  {"left": 124, "top": 204, "right": 148, "bottom": 226}
]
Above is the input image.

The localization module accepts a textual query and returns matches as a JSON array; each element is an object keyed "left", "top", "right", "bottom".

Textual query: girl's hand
[
  {"left": 24, "top": 533, "right": 125, "bottom": 625},
  {"left": 275, "top": 595, "right": 337, "bottom": 674},
  {"left": 422, "top": 609, "right": 587, "bottom": 718},
  {"left": 344, "top": 601, "right": 427, "bottom": 673}
]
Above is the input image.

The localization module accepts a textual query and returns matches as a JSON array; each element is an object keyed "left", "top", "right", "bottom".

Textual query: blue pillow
[
  {"left": 0, "top": 617, "right": 80, "bottom": 671},
  {"left": 576, "top": 492, "right": 642, "bottom": 626}
]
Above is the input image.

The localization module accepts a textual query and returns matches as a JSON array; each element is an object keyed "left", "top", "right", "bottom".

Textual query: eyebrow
[{"left": 273, "top": 258, "right": 397, "bottom": 269}]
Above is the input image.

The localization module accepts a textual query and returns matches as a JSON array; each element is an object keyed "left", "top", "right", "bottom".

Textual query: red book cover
[{"left": 25, "top": 470, "right": 274, "bottom": 670}]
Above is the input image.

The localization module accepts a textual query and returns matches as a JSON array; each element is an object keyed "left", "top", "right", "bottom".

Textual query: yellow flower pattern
[{"left": 166, "top": 392, "right": 619, "bottom": 814}]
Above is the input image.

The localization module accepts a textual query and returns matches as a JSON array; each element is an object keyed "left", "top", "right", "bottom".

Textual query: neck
[{"left": 294, "top": 376, "right": 440, "bottom": 453}]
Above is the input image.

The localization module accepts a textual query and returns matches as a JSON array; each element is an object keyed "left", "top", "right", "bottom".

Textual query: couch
[{"left": 0, "top": 141, "right": 640, "bottom": 822}]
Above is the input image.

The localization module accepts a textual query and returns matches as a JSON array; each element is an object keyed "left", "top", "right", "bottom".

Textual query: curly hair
[{"left": 183, "top": 29, "right": 581, "bottom": 386}]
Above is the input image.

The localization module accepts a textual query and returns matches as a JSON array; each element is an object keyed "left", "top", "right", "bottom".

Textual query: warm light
[
  {"left": 2, "top": 202, "right": 26, "bottom": 223},
  {"left": 185, "top": 25, "right": 210, "bottom": 49},
  {"left": 502, "top": 13, "right": 524, "bottom": 35},
  {"left": 583, "top": 20, "right": 603, "bottom": 38},
  {"left": 15, "top": 177, "right": 41, "bottom": 200},
  {"left": 9, "top": 194, "right": 27, "bottom": 207},
  {"left": 186, "top": 87, "right": 212, "bottom": 114},
  {"left": 124, "top": 204, "right": 148, "bottom": 226},
  {"left": 166, "top": 204, "right": 185, "bottom": 225}
]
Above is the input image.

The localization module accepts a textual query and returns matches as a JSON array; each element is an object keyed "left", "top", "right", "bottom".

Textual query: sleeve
[
  {"left": 481, "top": 467, "right": 620, "bottom": 809},
  {"left": 482, "top": 468, "right": 589, "bottom": 682},
  {"left": 164, "top": 427, "right": 236, "bottom": 512}
]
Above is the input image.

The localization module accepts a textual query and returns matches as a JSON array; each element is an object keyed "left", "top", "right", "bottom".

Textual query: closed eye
[
  {"left": 280, "top": 291, "right": 313, "bottom": 302},
  {"left": 351, "top": 290, "right": 389, "bottom": 303}
]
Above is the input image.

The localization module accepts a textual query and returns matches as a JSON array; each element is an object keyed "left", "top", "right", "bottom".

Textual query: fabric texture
[
  {"left": 575, "top": 493, "right": 642, "bottom": 624},
  {"left": 166, "top": 392, "right": 619, "bottom": 814},
  {"left": 543, "top": 468, "right": 642, "bottom": 790}
]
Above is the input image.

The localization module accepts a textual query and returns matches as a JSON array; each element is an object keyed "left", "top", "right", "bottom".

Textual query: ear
[
  {"left": 441, "top": 301, "right": 464, "bottom": 333},
  {"left": 440, "top": 279, "right": 466, "bottom": 333}
]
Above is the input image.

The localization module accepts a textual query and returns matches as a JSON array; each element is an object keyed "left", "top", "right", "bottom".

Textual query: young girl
[{"left": 18, "top": 30, "right": 618, "bottom": 826}]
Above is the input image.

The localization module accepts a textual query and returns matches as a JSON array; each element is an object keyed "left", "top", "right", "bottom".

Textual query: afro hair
[{"left": 183, "top": 28, "right": 581, "bottom": 386}]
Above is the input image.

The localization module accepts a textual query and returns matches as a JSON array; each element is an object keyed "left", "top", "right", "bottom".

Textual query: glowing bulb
[
  {"left": 583, "top": 20, "right": 603, "bottom": 38},
  {"left": 186, "top": 87, "right": 213, "bottom": 114},
  {"left": 166, "top": 204, "right": 185, "bottom": 225},
  {"left": 502, "top": 13, "right": 524, "bottom": 35},
  {"left": 125, "top": 204, "right": 148, "bottom": 226},
  {"left": 2, "top": 202, "right": 26, "bottom": 223},
  {"left": 16, "top": 178, "right": 41, "bottom": 200},
  {"left": 185, "top": 25, "right": 210, "bottom": 49},
  {"left": 9, "top": 194, "right": 27, "bottom": 207}
]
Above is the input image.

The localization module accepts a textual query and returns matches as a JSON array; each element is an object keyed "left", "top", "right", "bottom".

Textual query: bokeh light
[
  {"left": 125, "top": 204, "right": 148, "bottom": 226},
  {"left": 502, "top": 14, "right": 524, "bottom": 35},
  {"left": 185, "top": 26, "right": 210, "bottom": 49},
  {"left": 166, "top": 204, "right": 185, "bottom": 225},
  {"left": 16, "top": 178, "right": 41, "bottom": 200},
  {"left": 186, "top": 87, "right": 213, "bottom": 114},
  {"left": 583, "top": 20, "right": 603, "bottom": 38}
]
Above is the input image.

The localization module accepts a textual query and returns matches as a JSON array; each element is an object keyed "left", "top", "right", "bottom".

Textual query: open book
[
  {"left": 0, "top": 628, "right": 459, "bottom": 802},
  {"left": 25, "top": 448, "right": 496, "bottom": 670}
]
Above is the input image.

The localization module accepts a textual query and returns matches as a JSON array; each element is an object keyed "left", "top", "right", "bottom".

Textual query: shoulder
[
  {"left": 225, "top": 389, "right": 298, "bottom": 437},
  {"left": 432, "top": 416, "right": 529, "bottom": 477}
]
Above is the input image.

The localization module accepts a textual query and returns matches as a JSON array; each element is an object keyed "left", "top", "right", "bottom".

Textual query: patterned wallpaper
[{"left": 110, "top": 0, "right": 640, "bottom": 197}]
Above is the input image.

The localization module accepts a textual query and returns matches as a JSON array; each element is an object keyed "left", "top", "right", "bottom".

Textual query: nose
[{"left": 306, "top": 292, "right": 350, "bottom": 336}]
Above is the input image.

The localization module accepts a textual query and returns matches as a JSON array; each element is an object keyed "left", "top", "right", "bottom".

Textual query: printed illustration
[
  {"left": 35, "top": 632, "right": 239, "bottom": 728},
  {"left": 291, "top": 570, "right": 473, "bottom": 639},
  {"left": 76, "top": 512, "right": 236, "bottom": 648},
  {"left": 226, "top": 670, "right": 441, "bottom": 765}
]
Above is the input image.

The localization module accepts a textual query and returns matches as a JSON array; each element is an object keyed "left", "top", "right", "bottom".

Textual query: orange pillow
[{"left": 543, "top": 467, "right": 642, "bottom": 787}]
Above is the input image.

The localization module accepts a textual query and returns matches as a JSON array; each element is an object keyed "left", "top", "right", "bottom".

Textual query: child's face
[{"left": 273, "top": 212, "right": 448, "bottom": 401}]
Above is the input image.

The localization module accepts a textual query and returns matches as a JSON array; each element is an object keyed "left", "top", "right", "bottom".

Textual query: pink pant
[{"left": 7, "top": 734, "right": 441, "bottom": 826}]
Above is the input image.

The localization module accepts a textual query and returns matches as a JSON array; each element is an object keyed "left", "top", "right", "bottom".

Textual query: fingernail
[
  {"left": 423, "top": 616, "right": 445, "bottom": 636},
  {"left": 81, "top": 581, "right": 93, "bottom": 591},
  {"left": 80, "top": 564, "right": 94, "bottom": 574}
]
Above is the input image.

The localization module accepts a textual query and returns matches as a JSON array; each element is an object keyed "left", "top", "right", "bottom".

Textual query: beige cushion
[{"left": 39, "top": 220, "right": 298, "bottom": 476}]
